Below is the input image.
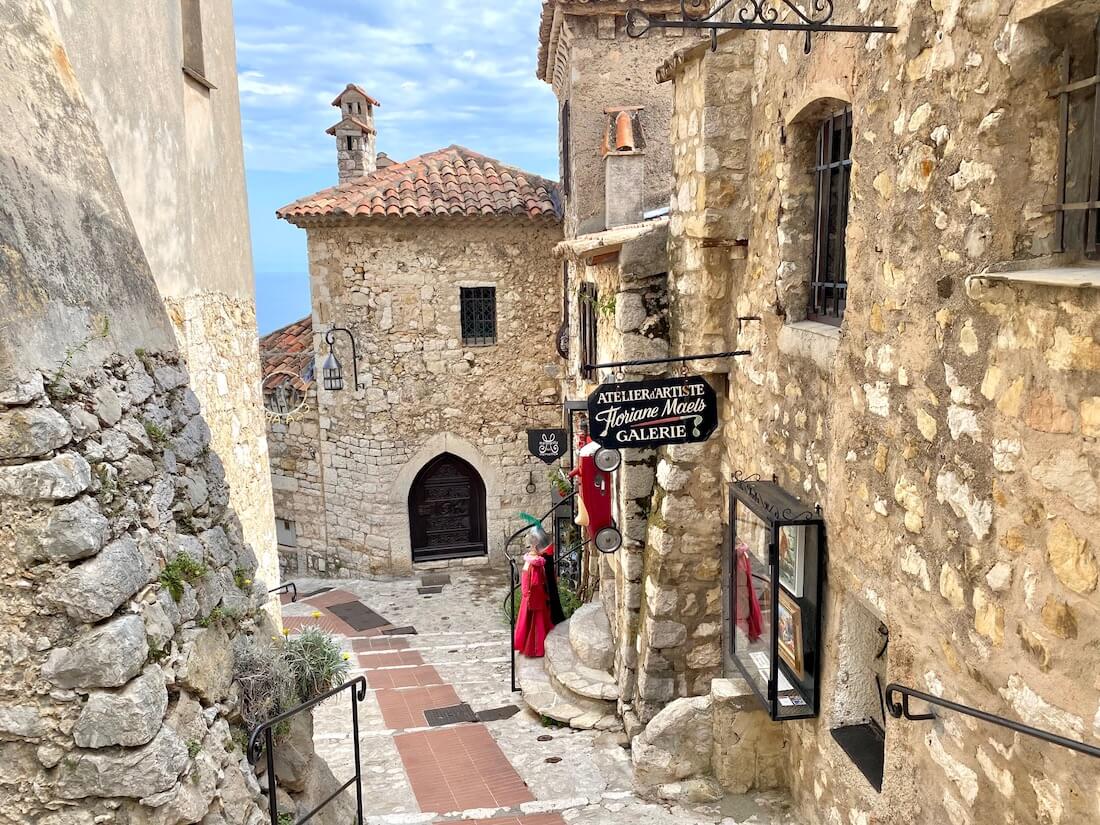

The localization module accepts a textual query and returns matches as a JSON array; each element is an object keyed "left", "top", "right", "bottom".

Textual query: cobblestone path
[{"left": 281, "top": 570, "right": 795, "bottom": 825}]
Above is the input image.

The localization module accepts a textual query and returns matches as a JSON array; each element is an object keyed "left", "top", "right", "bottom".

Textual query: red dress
[{"left": 514, "top": 554, "right": 554, "bottom": 657}]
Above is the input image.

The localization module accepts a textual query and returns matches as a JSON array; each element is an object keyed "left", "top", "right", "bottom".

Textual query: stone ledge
[
  {"left": 777, "top": 321, "right": 840, "bottom": 372},
  {"left": 965, "top": 264, "right": 1100, "bottom": 292}
]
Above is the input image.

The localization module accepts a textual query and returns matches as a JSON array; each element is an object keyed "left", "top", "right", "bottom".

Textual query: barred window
[
  {"left": 579, "top": 282, "right": 598, "bottom": 381},
  {"left": 1050, "top": 21, "right": 1100, "bottom": 260},
  {"left": 276, "top": 518, "right": 297, "bottom": 548},
  {"left": 809, "top": 108, "right": 852, "bottom": 324},
  {"left": 460, "top": 286, "right": 497, "bottom": 346}
]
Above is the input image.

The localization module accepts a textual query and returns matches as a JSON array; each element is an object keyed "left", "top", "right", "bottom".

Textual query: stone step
[
  {"left": 544, "top": 624, "right": 619, "bottom": 703},
  {"left": 568, "top": 603, "right": 614, "bottom": 672},
  {"left": 517, "top": 653, "right": 621, "bottom": 732}
]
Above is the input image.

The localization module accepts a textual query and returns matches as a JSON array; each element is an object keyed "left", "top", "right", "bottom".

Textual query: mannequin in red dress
[{"left": 514, "top": 528, "right": 555, "bottom": 657}]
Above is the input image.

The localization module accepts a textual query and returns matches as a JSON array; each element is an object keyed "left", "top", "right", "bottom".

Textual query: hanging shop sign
[
  {"left": 587, "top": 376, "right": 719, "bottom": 448},
  {"left": 527, "top": 429, "right": 567, "bottom": 464}
]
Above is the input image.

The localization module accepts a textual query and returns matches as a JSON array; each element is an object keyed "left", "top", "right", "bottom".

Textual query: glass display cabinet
[{"left": 727, "top": 477, "right": 825, "bottom": 721}]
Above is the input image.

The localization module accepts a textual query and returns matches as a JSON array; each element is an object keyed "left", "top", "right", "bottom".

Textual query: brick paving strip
[{"left": 288, "top": 588, "right": 565, "bottom": 825}]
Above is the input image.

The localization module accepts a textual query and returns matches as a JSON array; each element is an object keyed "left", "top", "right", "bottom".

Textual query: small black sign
[
  {"left": 587, "top": 376, "right": 718, "bottom": 448},
  {"left": 527, "top": 428, "right": 567, "bottom": 464}
]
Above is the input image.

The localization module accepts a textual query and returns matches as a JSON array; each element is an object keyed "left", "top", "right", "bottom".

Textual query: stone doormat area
[
  {"left": 284, "top": 571, "right": 798, "bottom": 825},
  {"left": 419, "top": 585, "right": 445, "bottom": 595}
]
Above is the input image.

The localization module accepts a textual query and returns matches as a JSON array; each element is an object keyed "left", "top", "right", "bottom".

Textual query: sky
[{"left": 233, "top": 0, "right": 559, "bottom": 334}]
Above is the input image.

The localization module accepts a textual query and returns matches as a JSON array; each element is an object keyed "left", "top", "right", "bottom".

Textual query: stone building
[
  {"left": 543, "top": 1, "right": 1100, "bottom": 824},
  {"left": 267, "top": 97, "right": 564, "bottom": 576},
  {"left": 42, "top": 0, "right": 280, "bottom": 592},
  {"left": 0, "top": 3, "right": 340, "bottom": 824}
]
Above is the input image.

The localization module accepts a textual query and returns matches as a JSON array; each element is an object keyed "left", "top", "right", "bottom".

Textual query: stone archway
[
  {"left": 407, "top": 453, "right": 488, "bottom": 563},
  {"left": 390, "top": 434, "right": 503, "bottom": 571}
]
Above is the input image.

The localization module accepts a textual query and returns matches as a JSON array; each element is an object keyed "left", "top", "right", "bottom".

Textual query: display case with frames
[{"left": 727, "top": 478, "right": 825, "bottom": 721}]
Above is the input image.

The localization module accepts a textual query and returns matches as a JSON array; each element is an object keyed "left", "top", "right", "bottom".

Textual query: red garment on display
[
  {"left": 514, "top": 554, "right": 555, "bottom": 657},
  {"left": 736, "top": 542, "right": 764, "bottom": 642}
]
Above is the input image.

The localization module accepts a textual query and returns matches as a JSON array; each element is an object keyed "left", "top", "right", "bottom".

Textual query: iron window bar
[
  {"left": 584, "top": 349, "right": 752, "bottom": 372},
  {"left": 248, "top": 676, "right": 369, "bottom": 825},
  {"left": 626, "top": 1, "right": 897, "bottom": 54},
  {"left": 460, "top": 286, "right": 497, "bottom": 346},
  {"left": 1046, "top": 20, "right": 1100, "bottom": 259},
  {"left": 267, "top": 581, "right": 298, "bottom": 603},
  {"left": 885, "top": 683, "right": 1100, "bottom": 760}
]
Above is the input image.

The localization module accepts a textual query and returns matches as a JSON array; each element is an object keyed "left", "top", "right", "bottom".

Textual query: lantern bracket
[{"left": 626, "top": 1, "right": 898, "bottom": 54}]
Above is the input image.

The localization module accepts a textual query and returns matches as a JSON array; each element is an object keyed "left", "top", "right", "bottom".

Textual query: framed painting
[
  {"left": 778, "top": 524, "right": 805, "bottom": 597},
  {"left": 777, "top": 589, "right": 804, "bottom": 678}
]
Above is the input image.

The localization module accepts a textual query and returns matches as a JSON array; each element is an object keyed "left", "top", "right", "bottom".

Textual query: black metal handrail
[
  {"left": 268, "top": 582, "right": 298, "bottom": 602},
  {"left": 248, "top": 676, "right": 368, "bottom": 825},
  {"left": 886, "top": 683, "right": 1100, "bottom": 759},
  {"left": 504, "top": 495, "right": 576, "bottom": 693}
]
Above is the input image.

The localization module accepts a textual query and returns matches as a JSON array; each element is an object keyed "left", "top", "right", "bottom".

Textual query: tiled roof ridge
[{"left": 277, "top": 145, "right": 561, "bottom": 225}]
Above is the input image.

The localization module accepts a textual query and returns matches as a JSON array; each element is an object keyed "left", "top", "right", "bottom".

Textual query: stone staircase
[{"left": 517, "top": 602, "right": 622, "bottom": 731}]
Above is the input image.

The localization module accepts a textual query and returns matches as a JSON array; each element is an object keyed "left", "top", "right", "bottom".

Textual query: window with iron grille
[
  {"left": 1050, "top": 21, "right": 1100, "bottom": 260},
  {"left": 578, "top": 282, "right": 598, "bottom": 380},
  {"left": 562, "top": 101, "right": 572, "bottom": 198},
  {"left": 809, "top": 108, "right": 853, "bottom": 324},
  {"left": 556, "top": 262, "right": 570, "bottom": 359},
  {"left": 460, "top": 287, "right": 497, "bottom": 346}
]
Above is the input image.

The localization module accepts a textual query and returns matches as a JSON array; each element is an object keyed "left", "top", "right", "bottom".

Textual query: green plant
[
  {"left": 148, "top": 640, "right": 168, "bottom": 663},
  {"left": 283, "top": 628, "right": 349, "bottom": 704},
  {"left": 233, "top": 636, "right": 298, "bottom": 731},
  {"left": 143, "top": 418, "right": 170, "bottom": 447},
  {"left": 504, "top": 580, "right": 581, "bottom": 624},
  {"left": 233, "top": 567, "right": 253, "bottom": 591},
  {"left": 548, "top": 469, "right": 571, "bottom": 497},
  {"left": 580, "top": 291, "right": 616, "bottom": 320},
  {"left": 539, "top": 714, "right": 565, "bottom": 729},
  {"left": 197, "top": 606, "right": 239, "bottom": 629},
  {"left": 52, "top": 316, "right": 110, "bottom": 384},
  {"left": 187, "top": 740, "right": 202, "bottom": 758},
  {"left": 278, "top": 814, "right": 295, "bottom": 825},
  {"left": 159, "top": 554, "right": 208, "bottom": 602}
]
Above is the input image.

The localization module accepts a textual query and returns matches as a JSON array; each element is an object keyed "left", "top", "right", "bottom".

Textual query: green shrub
[
  {"left": 504, "top": 580, "right": 582, "bottom": 625},
  {"left": 283, "top": 628, "right": 349, "bottom": 703},
  {"left": 232, "top": 636, "right": 297, "bottom": 732},
  {"left": 159, "top": 554, "right": 208, "bottom": 602}
]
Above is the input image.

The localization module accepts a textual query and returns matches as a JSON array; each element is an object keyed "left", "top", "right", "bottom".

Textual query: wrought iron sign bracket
[
  {"left": 584, "top": 349, "right": 752, "bottom": 373},
  {"left": 627, "top": 1, "right": 898, "bottom": 54}
]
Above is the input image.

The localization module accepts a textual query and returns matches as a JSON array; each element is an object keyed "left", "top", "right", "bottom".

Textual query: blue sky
[{"left": 233, "top": 0, "right": 559, "bottom": 334}]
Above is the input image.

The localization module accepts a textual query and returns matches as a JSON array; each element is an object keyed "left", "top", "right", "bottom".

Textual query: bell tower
[{"left": 327, "top": 84, "right": 379, "bottom": 183}]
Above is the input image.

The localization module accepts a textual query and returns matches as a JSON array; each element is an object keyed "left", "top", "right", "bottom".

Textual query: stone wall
[
  {"left": 650, "top": 3, "right": 1100, "bottom": 824},
  {"left": 167, "top": 293, "right": 280, "bottom": 605},
  {"left": 543, "top": 6, "right": 679, "bottom": 236},
  {"left": 266, "top": 387, "right": 330, "bottom": 578},
  {"left": 45, "top": 0, "right": 280, "bottom": 602},
  {"left": 303, "top": 219, "right": 564, "bottom": 575},
  {"left": 0, "top": 355, "right": 274, "bottom": 825}
]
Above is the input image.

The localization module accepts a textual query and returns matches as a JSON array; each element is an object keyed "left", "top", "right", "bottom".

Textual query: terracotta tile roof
[
  {"left": 277, "top": 145, "right": 562, "bottom": 225},
  {"left": 326, "top": 116, "right": 376, "bottom": 136},
  {"left": 537, "top": 0, "right": 681, "bottom": 81},
  {"left": 259, "top": 315, "right": 313, "bottom": 394},
  {"left": 332, "top": 83, "right": 381, "bottom": 108}
]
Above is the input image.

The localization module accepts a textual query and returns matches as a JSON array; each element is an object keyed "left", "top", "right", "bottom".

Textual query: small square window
[
  {"left": 460, "top": 287, "right": 497, "bottom": 346},
  {"left": 276, "top": 518, "right": 297, "bottom": 548}
]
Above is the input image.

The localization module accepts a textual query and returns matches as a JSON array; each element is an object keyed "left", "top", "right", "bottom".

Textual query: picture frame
[
  {"left": 777, "top": 589, "right": 804, "bottom": 679},
  {"left": 777, "top": 524, "right": 805, "bottom": 597}
]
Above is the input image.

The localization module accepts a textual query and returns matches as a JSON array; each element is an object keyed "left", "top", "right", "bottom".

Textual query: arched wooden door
[{"left": 408, "top": 453, "right": 487, "bottom": 563}]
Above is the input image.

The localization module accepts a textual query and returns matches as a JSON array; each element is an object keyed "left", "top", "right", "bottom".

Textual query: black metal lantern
[
  {"left": 322, "top": 326, "right": 361, "bottom": 392},
  {"left": 727, "top": 476, "right": 825, "bottom": 720},
  {"left": 321, "top": 350, "right": 343, "bottom": 391}
]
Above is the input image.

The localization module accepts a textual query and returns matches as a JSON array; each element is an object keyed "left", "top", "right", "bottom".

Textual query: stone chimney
[
  {"left": 327, "top": 84, "right": 379, "bottom": 183},
  {"left": 603, "top": 106, "right": 645, "bottom": 228}
]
